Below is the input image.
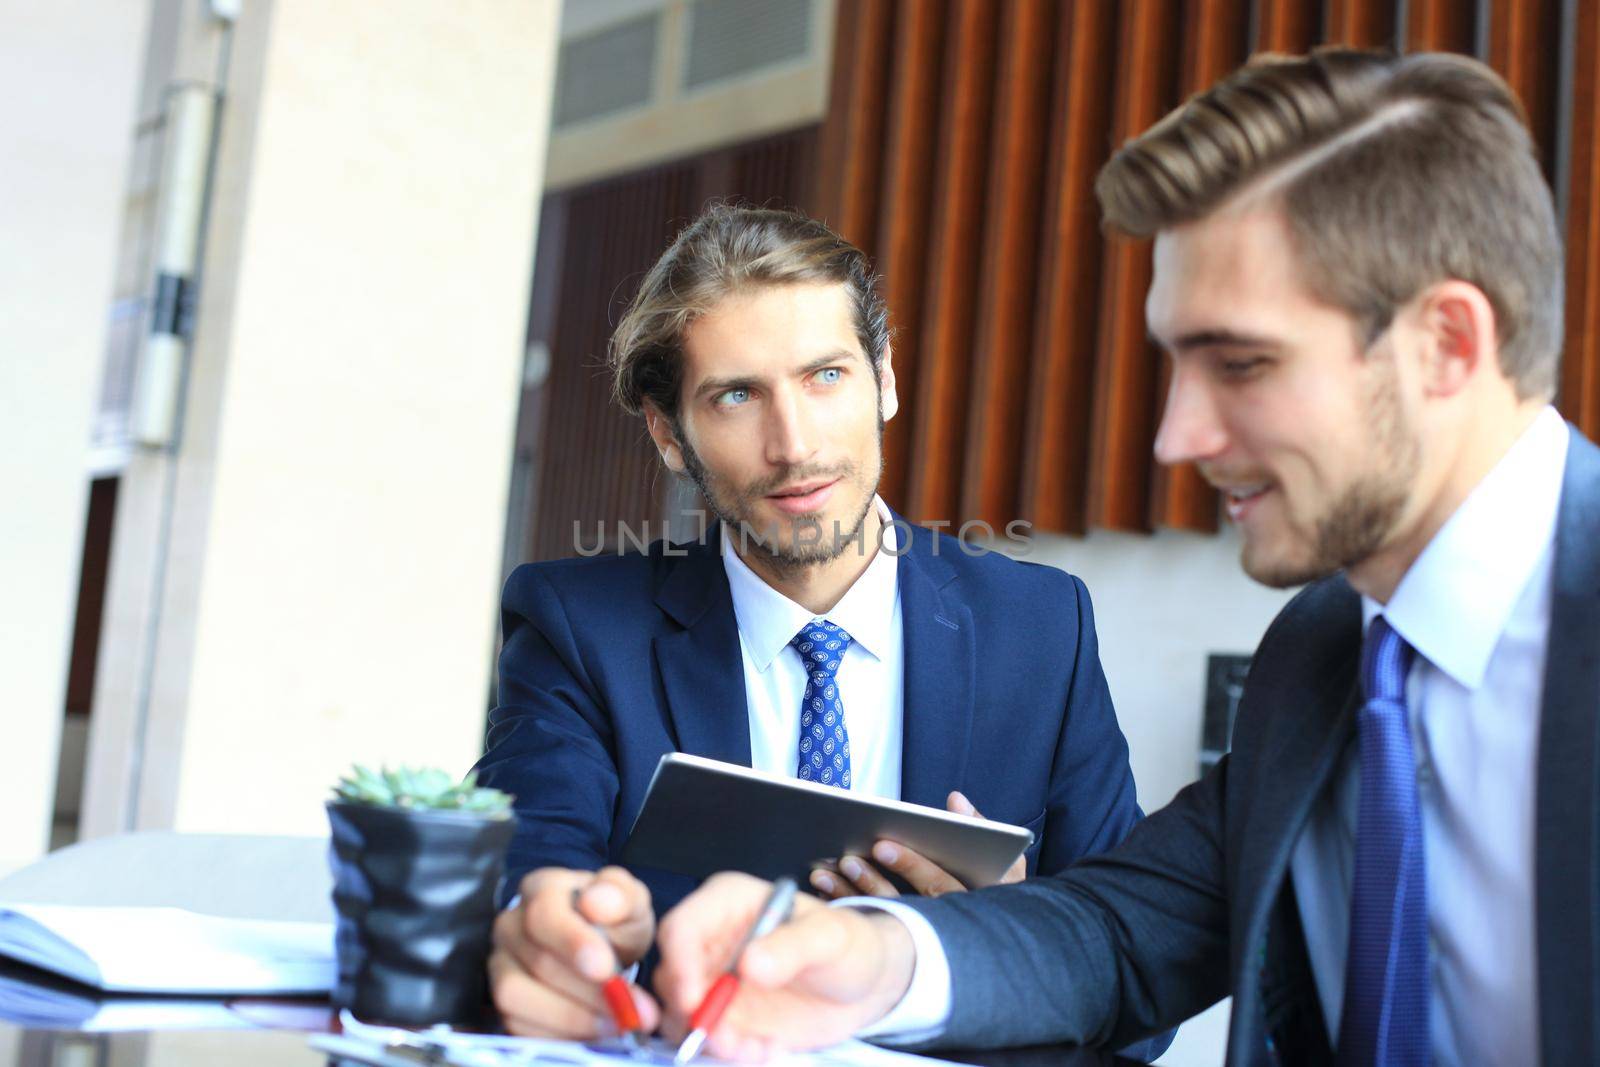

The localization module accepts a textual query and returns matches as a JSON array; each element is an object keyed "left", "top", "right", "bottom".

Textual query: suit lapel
[
  {"left": 1535, "top": 428, "right": 1600, "bottom": 1065},
  {"left": 1229, "top": 579, "right": 1362, "bottom": 1057},
  {"left": 896, "top": 521, "right": 976, "bottom": 809},
  {"left": 653, "top": 529, "right": 753, "bottom": 767}
]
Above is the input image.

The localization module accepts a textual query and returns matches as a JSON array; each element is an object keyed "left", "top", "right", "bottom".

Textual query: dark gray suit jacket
[{"left": 905, "top": 426, "right": 1600, "bottom": 1066}]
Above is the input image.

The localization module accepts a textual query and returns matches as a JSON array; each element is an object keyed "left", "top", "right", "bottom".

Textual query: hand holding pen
[
  {"left": 655, "top": 872, "right": 918, "bottom": 1062},
  {"left": 672, "top": 877, "right": 799, "bottom": 1064},
  {"left": 488, "top": 867, "right": 659, "bottom": 1040}
]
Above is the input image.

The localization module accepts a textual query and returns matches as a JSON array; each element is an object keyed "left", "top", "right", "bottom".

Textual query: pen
[
  {"left": 673, "top": 876, "right": 799, "bottom": 1066},
  {"left": 572, "top": 888, "right": 645, "bottom": 1050}
]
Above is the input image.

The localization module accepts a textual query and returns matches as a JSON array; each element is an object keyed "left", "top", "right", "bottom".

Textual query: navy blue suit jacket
[{"left": 474, "top": 518, "right": 1144, "bottom": 921}]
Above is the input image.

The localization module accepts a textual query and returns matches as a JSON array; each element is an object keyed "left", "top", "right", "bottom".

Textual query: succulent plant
[{"left": 332, "top": 765, "right": 513, "bottom": 817}]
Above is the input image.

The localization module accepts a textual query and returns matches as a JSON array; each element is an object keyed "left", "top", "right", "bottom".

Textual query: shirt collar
[
  {"left": 720, "top": 496, "right": 899, "bottom": 671},
  {"left": 1363, "top": 406, "right": 1568, "bottom": 689}
]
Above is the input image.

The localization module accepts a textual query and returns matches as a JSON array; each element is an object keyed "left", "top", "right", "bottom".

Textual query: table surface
[{"left": 0, "top": 959, "right": 1138, "bottom": 1067}]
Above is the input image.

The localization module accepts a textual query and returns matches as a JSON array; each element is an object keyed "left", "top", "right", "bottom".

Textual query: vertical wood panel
[
  {"left": 816, "top": 0, "right": 894, "bottom": 257},
  {"left": 1088, "top": 0, "right": 1183, "bottom": 532},
  {"left": 1019, "top": 0, "right": 1118, "bottom": 534},
  {"left": 1562, "top": 0, "right": 1600, "bottom": 437},
  {"left": 1324, "top": 0, "right": 1399, "bottom": 46},
  {"left": 1255, "top": 0, "right": 1321, "bottom": 52},
  {"left": 960, "top": 0, "right": 1057, "bottom": 529},
  {"left": 874, "top": 0, "right": 947, "bottom": 511},
  {"left": 1149, "top": 0, "right": 1251, "bottom": 534},
  {"left": 904, "top": 0, "right": 1001, "bottom": 524},
  {"left": 1406, "top": 0, "right": 1478, "bottom": 51},
  {"left": 801, "top": 0, "right": 1600, "bottom": 539},
  {"left": 1488, "top": 0, "right": 1564, "bottom": 186}
]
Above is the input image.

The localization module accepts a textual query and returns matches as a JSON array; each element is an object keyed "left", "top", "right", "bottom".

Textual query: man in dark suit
[
  {"left": 476, "top": 206, "right": 1152, "bottom": 1046},
  {"left": 645, "top": 50, "right": 1593, "bottom": 1066}
]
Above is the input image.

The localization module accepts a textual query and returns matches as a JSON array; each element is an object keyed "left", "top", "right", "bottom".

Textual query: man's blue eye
[
  {"left": 817, "top": 368, "right": 843, "bottom": 384},
  {"left": 716, "top": 388, "right": 750, "bottom": 407}
]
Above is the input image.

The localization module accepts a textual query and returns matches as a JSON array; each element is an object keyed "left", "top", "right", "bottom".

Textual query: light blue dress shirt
[{"left": 1292, "top": 405, "right": 1568, "bottom": 1066}]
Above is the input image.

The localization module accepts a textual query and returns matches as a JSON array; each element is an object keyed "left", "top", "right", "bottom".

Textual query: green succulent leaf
[{"left": 331, "top": 764, "right": 512, "bottom": 817}]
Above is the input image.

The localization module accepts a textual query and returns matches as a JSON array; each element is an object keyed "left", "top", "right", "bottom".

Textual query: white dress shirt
[
  {"left": 862, "top": 406, "right": 1571, "bottom": 1053},
  {"left": 720, "top": 497, "right": 905, "bottom": 800},
  {"left": 1292, "top": 404, "right": 1568, "bottom": 1065}
]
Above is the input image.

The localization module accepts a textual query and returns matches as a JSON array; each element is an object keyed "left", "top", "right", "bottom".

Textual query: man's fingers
[
  {"left": 837, "top": 855, "right": 898, "bottom": 898},
  {"left": 871, "top": 840, "right": 966, "bottom": 896},
  {"left": 525, "top": 875, "right": 615, "bottom": 981},
  {"left": 739, "top": 908, "right": 851, "bottom": 989},
  {"left": 579, "top": 866, "right": 648, "bottom": 925},
  {"left": 489, "top": 951, "right": 603, "bottom": 1040},
  {"left": 999, "top": 853, "right": 1027, "bottom": 885},
  {"left": 947, "top": 790, "right": 980, "bottom": 818},
  {"left": 808, "top": 865, "right": 852, "bottom": 900},
  {"left": 578, "top": 866, "right": 655, "bottom": 962},
  {"left": 655, "top": 872, "right": 773, "bottom": 1013}
]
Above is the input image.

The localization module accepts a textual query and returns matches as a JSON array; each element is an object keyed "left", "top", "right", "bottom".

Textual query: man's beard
[
  {"left": 672, "top": 418, "right": 884, "bottom": 578},
  {"left": 1244, "top": 357, "right": 1420, "bottom": 589}
]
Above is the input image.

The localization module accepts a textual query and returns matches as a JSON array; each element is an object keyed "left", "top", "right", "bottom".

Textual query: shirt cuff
[{"left": 831, "top": 897, "right": 952, "bottom": 1045}]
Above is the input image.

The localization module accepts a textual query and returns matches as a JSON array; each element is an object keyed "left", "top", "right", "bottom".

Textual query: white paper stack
[{"left": 0, "top": 904, "right": 334, "bottom": 994}]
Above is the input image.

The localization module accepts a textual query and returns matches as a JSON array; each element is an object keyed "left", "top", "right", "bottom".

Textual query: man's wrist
[
  {"left": 862, "top": 910, "right": 917, "bottom": 1022},
  {"left": 834, "top": 898, "right": 953, "bottom": 1044}
]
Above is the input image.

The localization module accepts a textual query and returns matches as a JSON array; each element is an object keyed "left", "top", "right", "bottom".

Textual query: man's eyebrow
[
  {"left": 693, "top": 373, "right": 757, "bottom": 401},
  {"left": 691, "top": 350, "right": 861, "bottom": 400},
  {"left": 1148, "top": 328, "right": 1282, "bottom": 353},
  {"left": 798, "top": 349, "right": 859, "bottom": 373}
]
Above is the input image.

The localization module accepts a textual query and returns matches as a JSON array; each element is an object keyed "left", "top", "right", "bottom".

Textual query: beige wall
[
  {"left": 82, "top": 0, "right": 561, "bottom": 838},
  {"left": 0, "top": 0, "right": 150, "bottom": 875}
]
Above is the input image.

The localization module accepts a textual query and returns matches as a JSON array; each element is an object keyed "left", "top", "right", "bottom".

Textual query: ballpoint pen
[
  {"left": 572, "top": 888, "right": 645, "bottom": 1051},
  {"left": 673, "top": 877, "right": 800, "bottom": 1066}
]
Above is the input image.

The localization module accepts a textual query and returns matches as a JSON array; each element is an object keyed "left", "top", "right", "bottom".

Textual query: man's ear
[
  {"left": 1414, "top": 280, "right": 1497, "bottom": 399},
  {"left": 879, "top": 342, "right": 899, "bottom": 423},
  {"left": 643, "top": 402, "right": 688, "bottom": 474}
]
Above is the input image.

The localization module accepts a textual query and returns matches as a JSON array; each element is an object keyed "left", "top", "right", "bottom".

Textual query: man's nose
[
  {"left": 1153, "top": 367, "right": 1228, "bottom": 467},
  {"left": 765, "top": 387, "right": 816, "bottom": 467}
]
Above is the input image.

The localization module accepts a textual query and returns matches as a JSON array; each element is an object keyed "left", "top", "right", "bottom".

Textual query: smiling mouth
[{"left": 1218, "top": 483, "right": 1272, "bottom": 521}]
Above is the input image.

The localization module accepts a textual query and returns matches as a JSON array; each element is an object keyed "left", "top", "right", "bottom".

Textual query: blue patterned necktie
[
  {"left": 791, "top": 620, "right": 853, "bottom": 789},
  {"left": 1337, "top": 615, "right": 1428, "bottom": 1066}
]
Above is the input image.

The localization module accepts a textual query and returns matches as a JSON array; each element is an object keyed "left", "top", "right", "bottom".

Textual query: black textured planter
[{"left": 326, "top": 801, "right": 514, "bottom": 1027}]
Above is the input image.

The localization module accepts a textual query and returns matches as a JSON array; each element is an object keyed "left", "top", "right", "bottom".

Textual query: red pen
[
  {"left": 573, "top": 888, "right": 644, "bottom": 1049},
  {"left": 673, "top": 877, "right": 799, "bottom": 1065}
]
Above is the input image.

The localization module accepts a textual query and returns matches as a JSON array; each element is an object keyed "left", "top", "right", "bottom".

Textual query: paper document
[
  {"left": 319, "top": 1011, "right": 953, "bottom": 1067},
  {"left": 0, "top": 904, "right": 334, "bottom": 994}
]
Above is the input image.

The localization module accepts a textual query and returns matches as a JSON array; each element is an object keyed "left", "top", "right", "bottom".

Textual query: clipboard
[{"left": 618, "top": 754, "right": 1033, "bottom": 890}]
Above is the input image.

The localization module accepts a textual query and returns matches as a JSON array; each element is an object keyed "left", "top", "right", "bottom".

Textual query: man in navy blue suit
[{"left": 476, "top": 206, "right": 1150, "bottom": 1044}]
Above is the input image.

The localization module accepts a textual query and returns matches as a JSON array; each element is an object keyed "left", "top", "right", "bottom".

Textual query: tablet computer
[{"left": 618, "top": 753, "right": 1033, "bottom": 890}]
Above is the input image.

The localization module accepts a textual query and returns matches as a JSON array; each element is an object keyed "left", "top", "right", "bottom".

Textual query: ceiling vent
[
  {"left": 553, "top": 13, "right": 660, "bottom": 128},
  {"left": 684, "top": 0, "right": 812, "bottom": 91}
]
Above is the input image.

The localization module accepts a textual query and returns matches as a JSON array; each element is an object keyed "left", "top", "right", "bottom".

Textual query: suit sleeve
[
  {"left": 472, "top": 566, "right": 619, "bottom": 903},
  {"left": 906, "top": 757, "right": 1232, "bottom": 1051},
  {"left": 1035, "top": 574, "right": 1143, "bottom": 875}
]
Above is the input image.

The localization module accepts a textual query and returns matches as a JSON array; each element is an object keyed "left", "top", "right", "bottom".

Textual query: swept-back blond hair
[
  {"left": 1097, "top": 48, "right": 1563, "bottom": 399},
  {"left": 609, "top": 204, "right": 889, "bottom": 420}
]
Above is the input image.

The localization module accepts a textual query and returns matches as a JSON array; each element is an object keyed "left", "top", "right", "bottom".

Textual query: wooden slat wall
[
  {"left": 1564, "top": 0, "right": 1600, "bottom": 435},
  {"left": 818, "top": 0, "right": 1600, "bottom": 537}
]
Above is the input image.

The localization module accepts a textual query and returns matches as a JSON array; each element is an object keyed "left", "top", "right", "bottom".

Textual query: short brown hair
[
  {"left": 1096, "top": 48, "right": 1564, "bottom": 400},
  {"left": 609, "top": 204, "right": 890, "bottom": 419}
]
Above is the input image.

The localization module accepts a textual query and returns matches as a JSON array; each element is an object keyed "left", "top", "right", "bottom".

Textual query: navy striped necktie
[{"left": 1337, "top": 614, "right": 1428, "bottom": 1066}]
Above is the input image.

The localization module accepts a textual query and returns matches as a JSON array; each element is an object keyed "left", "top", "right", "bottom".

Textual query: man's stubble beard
[
  {"left": 1244, "top": 355, "right": 1421, "bottom": 589},
  {"left": 672, "top": 410, "right": 885, "bottom": 578}
]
